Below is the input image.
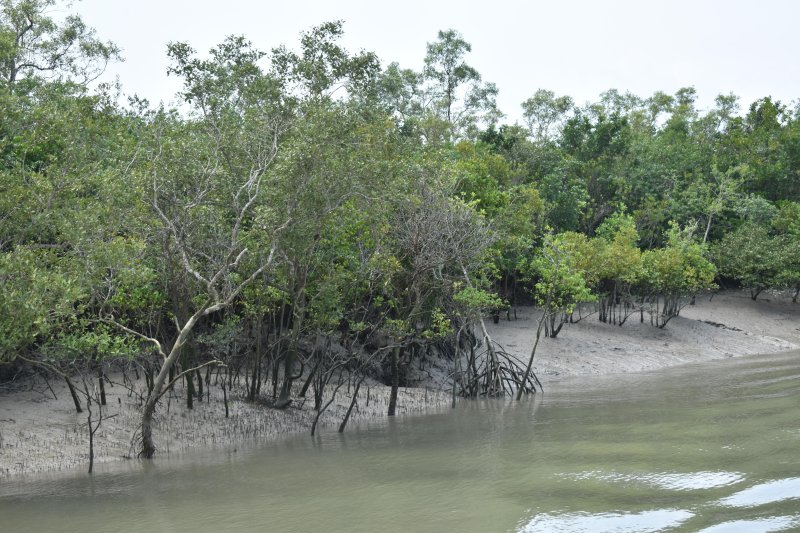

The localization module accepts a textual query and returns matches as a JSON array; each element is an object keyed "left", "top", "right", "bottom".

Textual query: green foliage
[
  {"left": 735, "top": 194, "right": 779, "bottom": 226},
  {"left": 420, "top": 307, "right": 453, "bottom": 340},
  {"left": 376, "top": 28, "right": 500, "bottom": 143},
  {"left": 774, "top": 235, "right": 800, "bottom": 297},
  {"left": 195, "top": 315, "right": 244, "bottom": 359},
  {"left": 641, "top": 223, "right": 716, "bottom": 298},
  {"left": 271, "top": 20, "right": 380, "bottom": 98},
  {"left": 588, "top": 213, "right": 643, "bottom": 324},
  {"left": 674, "top": 164, "right": 745, "bottom": 242},
  {"left": 93, "top": 238, "right": 162, "bottom": 317},
  {"left": 422, "top": 29, "right": 500, "bottom": 139},
  {"left": 521, "top": 89, "right": 574, "bottom": 144},
  {"left": 773, "top": 201, "right": 800, "bottom": 236},
  {"left": 769, "top": 203, "right": 800, "bottom": 296},
  {"left": 453, "top": 285, "right": 505, "bottom": 315},
  {"left": 453, "top": 140, "right": 511, "bottom": 216},
  {"left": 0, "top": 247, "right": 83, "bottom": 360},
  {"left": 529, "top": 234, "right": 595, "bottom": 315},
  {"left": 0, "top": 0, "right": 120, "bottom": 88},
  {"left": 713, "top": 223, "right": 782, "bottom": 298},
  {"left": 3, "top": 16, "right": 800, "bottom": 379},
  {"left": 487, "top": 182, "right": 546, "bottom": 299},
  {"left": 517, "top": 232, "right": 597, "bottom": 336},
  {"left": 537, "top": 165, "right": 589, "bottom": 232},
  {"left": 48, "top": 324, "right": 139, "bottom": 360},
  {"left": 594, "top": 212, "right": 642, "bottom": 287}
]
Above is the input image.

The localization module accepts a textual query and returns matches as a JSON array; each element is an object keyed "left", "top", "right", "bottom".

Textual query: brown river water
[{"left": 1, "top": 350, "right": 799, "bottom": 532}]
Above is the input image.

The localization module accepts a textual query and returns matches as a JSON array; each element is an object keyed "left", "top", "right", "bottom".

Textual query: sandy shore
[
  {"left": 489, "top": 290, "right": 800, "bottom": 379},
  {"left": 0, "top": 371, "right": 451, "bottom": 480},
  {"left": 1, "top": 290, "right": 798, "bottom": 480}
]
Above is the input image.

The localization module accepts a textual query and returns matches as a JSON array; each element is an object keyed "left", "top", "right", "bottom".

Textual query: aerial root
[{"left": 456, "top": 342, "right": 541, "bottom": 398}]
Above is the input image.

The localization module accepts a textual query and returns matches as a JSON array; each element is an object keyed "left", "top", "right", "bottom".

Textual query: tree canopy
[{"left": 2, "top": 1, "right": 799, "bottom": 454}]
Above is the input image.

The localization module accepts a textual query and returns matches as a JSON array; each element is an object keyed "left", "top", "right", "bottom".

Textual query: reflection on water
[
  {"left": 1, "top": 350, "right": 799, "bottom": 532},
  {"left": 698, "top": 516, "right": 800, "bottom": 532},
  {"left": 520, "top": 509, "right": 693, "bottom": 532},
  {"left": 564, "top": 470, "right": 745, "bottom": 490},
  {"left": 719, "top": 477, "right": 800, "bottom": 508}
]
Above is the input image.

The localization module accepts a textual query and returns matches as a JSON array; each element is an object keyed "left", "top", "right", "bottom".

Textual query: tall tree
[
  {"left": 422, "top": 29, "right": 500, "bottom": 140},
  {"left": 713, "top": 223, "right": 782, "bottom": 300},
  {"left": 271, "top": 20, "right": 380, "bottom": 100},
  {"left": 640, "top": 223, "right": 716, "bottom": 328},
  {"left": 0, "top": 0, "right": 119, "bottom": 88},
  {"left": 106, "top": 36, "right": 292, "bottom": 458},
  {"left": 529, "top": 233, "right": 595, "bottom": 338},
  {"left": 521, "top": 89, "right": 574, "bottom": 144}
]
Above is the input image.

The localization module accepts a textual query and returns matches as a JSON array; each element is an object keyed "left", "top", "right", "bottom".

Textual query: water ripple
[
  {"left": 698, "top": 515, "right": 800, "bottom": 532},
  {"left": 718, "top": 477, "right": 800, "bottom": 507},
  {"left": 564, "top": 470, "right": 745, "bottom": 490},
  {"left": 519, "top": 509, "right": 693, "bottom": 532}
]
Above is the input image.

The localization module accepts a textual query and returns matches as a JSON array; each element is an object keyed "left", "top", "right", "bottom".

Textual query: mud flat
[
  {"left": 2, "top": 290, "right": 797, "bottom": 479},
  {"left": 489, "top": 290, "right": 799, "bottom": 379}
]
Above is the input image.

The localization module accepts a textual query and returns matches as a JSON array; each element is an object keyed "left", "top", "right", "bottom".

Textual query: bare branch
[
  {"left": 203, "top": 244, "right": 278, "bottom": 316},
  {"left": 13, "top": 354, "right": 69, "bottom": 379},
  {"left": 102, "top": 317, "right": 167, "bottom": 359},
  {"left": 156, "top": 360, "right": 227, "bottom": 402},
  {"left": 151, "top": 190, "right": 212, "bottom": 286}
]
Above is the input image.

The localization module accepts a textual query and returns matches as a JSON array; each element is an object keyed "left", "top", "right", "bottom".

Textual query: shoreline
[
  {"left": 2, "top": 290, "right": 799, "bottom": 481},
  {"left": 0, "top": 373, "right": 451, "bottom": 480},
  {"left": 489, "top": 290, "right": 799, "bottom": 381}
]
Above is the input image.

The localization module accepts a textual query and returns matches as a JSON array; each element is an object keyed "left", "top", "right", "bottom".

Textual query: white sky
[{"left": 76, "top": 0, "right": 799, "bottom": 123}]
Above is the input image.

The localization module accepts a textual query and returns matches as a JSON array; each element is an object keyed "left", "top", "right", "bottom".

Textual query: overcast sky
[{"left": 76, "top": 0, "right": 799, "bottom": 122}]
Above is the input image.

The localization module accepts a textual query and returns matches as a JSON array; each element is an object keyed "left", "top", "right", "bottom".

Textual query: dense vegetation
[{"left": 2, "top": 1, "right": 798, "bottom": 456}]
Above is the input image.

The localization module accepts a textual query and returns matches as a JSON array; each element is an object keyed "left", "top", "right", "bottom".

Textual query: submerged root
[{"left": 457, "top": 341, "right": 541, "bottom": 398}]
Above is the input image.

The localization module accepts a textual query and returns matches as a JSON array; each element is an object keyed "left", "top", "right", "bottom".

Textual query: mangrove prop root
[{"left": 456, "top": 342, "right": 540, "bottom": 398}]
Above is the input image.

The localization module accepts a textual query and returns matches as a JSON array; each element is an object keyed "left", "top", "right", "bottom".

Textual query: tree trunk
[
  {"left": 468, "top": 338, "right": 478, "bottom": 398},
  {"left": 185, "top": 368, "right": 194, "bottom": 410},
  {"left": 452, "top": 329, "right": 462, "bottom": 408},
  {"left": 271, "top": 353, "right": 280, "bottom": 399},
  {"left": 388, "top": 346, "right": 400, "bottom": 416},
  {"left": 97, "top": 368, "right": 106, "bottom": 406},
  {"left": 311, "top": 373, "right": 345, "bottom": 437},
  {"left": 144, "top": 364, "right": 154, "bottom": 397},
  {"left": 276, "top": 356, "right": 294, "bottom": 408},
  {"left": 338, "top": 377, "right": 363, "bottom": 433},
  {"left": 87, "top": 398, "right": 95, "bottom": 474},
  {"left": 477, "top": 314, "right": 502, "bottom": 396},
  {"left": 248, "top": 315, "right": 262, "bottom": 401},
  {"left": 299, "top": 358, "right": 319, "bottom": 398},
  {"left": 140, "top": 312, "right": 200, "bottom": 458},
  {"left": 65, "top": 376, "right": 82, "bottom": 413},
  {"left": 140, "top": 398, "right": 157, "bottom": 459},
  {"left": 195, "top": 369, "right": 203, "bottom": 402},
  {"left": 276, "top": 348, "right": 304, "bottom": 408},
  {"left": 703, "top": 213, "right": 713, "bottom": 243},
  {"left": 276, "top": 298, "right": 305, "bottom": 409},
  {"left": 516, "top": 308, "right": 547, "bottom": 401}
]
